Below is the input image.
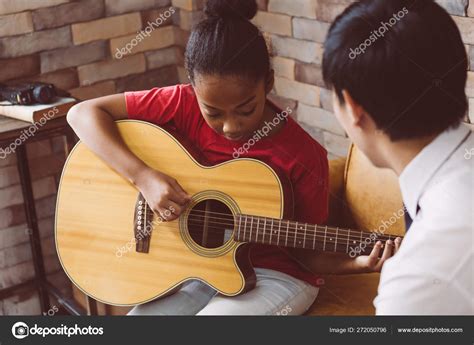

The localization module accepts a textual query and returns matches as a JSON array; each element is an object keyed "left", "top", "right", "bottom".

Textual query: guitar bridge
[{"left": 134, "top": 193, "right": 153, "bottom": 253}]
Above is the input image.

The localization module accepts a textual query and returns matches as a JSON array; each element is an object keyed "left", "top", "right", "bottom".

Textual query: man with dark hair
[{"left": 322, "top": 0, "right": 473, "bottom": 314}]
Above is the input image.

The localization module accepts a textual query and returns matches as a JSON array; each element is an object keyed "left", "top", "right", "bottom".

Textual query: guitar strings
[
  {"left": 185, "top": 208, "right": 401, "bottom": 239},
  {"left": 141, "top": 203, "right": 401, "bottom": 244},
  {"left": 139, "top": 215, "right": 396, "bottom": 247},
  {"left": 186, "top": 218, "right": 393, "bottom": 248},
  {"left": 185, "top": 212, "right": 399, "bottom": 242},
  {"left": 140, "top": 206, "right": 388, "bottom": 251},
  {"left": 138, "top": 220, "right": 386, "bottom": 253},
  {"left": 147, "top": 207, "right": 401, "bottom": 242},
  {"left": 160, "top": 212, "right": 398, "bottom": 243}
]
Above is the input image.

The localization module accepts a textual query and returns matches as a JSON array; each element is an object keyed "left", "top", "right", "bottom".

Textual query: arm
[
  {"left": 67, "top": 94, "right": 190, "bottom": 220},
  {"left": 67, "top": 94, "right": 145, "bottom": 185}
]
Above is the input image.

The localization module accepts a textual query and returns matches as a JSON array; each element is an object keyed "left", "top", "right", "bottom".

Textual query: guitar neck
[{"left": 234, "top": 214, "right": 401, "bottom": 255}]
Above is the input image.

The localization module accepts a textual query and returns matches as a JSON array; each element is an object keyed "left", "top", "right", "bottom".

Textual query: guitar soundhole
[{"left": 187, "top": 199, "right": 235, "bottom": 249}]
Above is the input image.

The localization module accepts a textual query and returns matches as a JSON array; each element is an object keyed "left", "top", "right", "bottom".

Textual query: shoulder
[
  {"left": 376, "top": 174, "right": 473, "bottom": 314},
  {"left": 421, "top": 141, "right": 473, "bottom": 227},
  {"left": 126, "top": 84, "right": 196, "bottom": 103},
  {"left": 285, "top": 117, "right": 329, "bottom": 174},
  {"left": 125, "top": 84, "right": 202, "bottom": 127},
  {"left": 180, "top": 83, "right": 197, "bottom": 98}
]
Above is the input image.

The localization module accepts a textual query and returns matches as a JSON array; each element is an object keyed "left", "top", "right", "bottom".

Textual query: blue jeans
[{"left": 127, "top": 268, "right": 319, "bottom": 315}]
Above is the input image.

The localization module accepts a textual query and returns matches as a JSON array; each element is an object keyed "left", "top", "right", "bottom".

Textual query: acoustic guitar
[{"left": 55, "top": 120, "right": 402, "bottom": 306}]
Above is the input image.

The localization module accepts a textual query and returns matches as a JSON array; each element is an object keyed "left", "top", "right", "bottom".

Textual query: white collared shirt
[{"left": 374, "top": 123, "right": 474, "bottom": 315}]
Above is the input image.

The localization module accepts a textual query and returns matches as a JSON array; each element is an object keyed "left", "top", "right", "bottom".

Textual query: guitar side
[{"left": 55, "top": 120, "right": 292, "bottom": 306}]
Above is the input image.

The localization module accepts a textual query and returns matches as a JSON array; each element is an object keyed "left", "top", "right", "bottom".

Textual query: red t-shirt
[{"left": 125, "top": 84, "right": 329, "bottom": 287}]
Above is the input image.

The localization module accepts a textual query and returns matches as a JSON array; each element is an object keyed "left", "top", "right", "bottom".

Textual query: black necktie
[
  {"left": 404, "top": 209, "right": 413, "bottom": 232},
  {"left": 404, "top": 204, "right": 420, "bottom": 232}
]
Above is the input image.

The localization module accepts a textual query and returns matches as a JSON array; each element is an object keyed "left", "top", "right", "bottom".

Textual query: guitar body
[{"left": 55, "top": 120, "right": 293, "bottom": 306}]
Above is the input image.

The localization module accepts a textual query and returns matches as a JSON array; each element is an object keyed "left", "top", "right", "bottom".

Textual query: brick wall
[
  {"left": 1, "top": 0, "right": 473, "bottom": 315},
  {"left": 173, "top": 0, "right": 474, "bottom": 159},
  {"left": 0, "top": 139, "right": 69, "bottom": 315},
  {"left": 0, "top": 0, "right": 180, "bottom": 315}
]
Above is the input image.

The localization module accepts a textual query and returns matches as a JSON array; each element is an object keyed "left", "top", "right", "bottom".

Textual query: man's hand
[
  {"left": 352, "top": 238, "right": 402, "bottom": 273},
  {"left": 287, "top": 237, "right": 403, "bottom": 275}
]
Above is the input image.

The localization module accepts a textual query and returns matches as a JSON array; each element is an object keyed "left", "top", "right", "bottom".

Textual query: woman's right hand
[{"left": 134, "top": 167, "right": 191, "bottom": 221}]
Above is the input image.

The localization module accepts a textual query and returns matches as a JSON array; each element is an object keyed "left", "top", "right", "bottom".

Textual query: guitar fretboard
[{"left": 234, "top": 214, "right": 400, "bottom": 255}]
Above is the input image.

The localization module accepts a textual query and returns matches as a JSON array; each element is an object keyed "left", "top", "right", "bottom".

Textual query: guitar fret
[
  {"left": 303, "top": 223, "right": 307, "bottom": 248},
  {"left": 334, "top": 227, "right": 339, "bottom": 252},
  {"left": 294, "top": 221, "right": 298, "bottom": 248},
  {"left": 323, "top": 225, "right": 327, "bottom": 251},
  {"left": 243, "top": 215, "right": 247, "bottom": 241},
  {"left": 360, "top": 231, "right": 362, "bottom": 248},
  {"left": 285, "top": 220, "right": 289, "bottom": 247},
  {"left": 346, "top": 229, "right": 350, "bottom": 254},
  {"left": 269, "top": 218, "right": 273, "bottom": 245},
  {"left": 249, "top": 216, "right": 253, "bottom": 242},
  {"left": 256, "top": 217, "right": 260, "bottom": 243},
  {"left": 245, "top": 216, "right": 249, "bottom": 242},
  {"left": 237, "top": 215, "right": 242, "bottom": 241},
  {"left": 277, "top": 220, "right": 281, "bottom": 246},
  {"left": 312, "top": 225, "right": 316, "bottom": 250},
  {"left": 263, "top": 218, "right": 267, "bottom": 244}
]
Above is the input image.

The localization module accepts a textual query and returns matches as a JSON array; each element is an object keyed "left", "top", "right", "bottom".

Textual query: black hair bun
[{"left": 204, "top": 0, "right": 258, "bottom": 20}]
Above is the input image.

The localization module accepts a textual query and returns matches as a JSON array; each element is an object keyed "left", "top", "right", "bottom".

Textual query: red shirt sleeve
[
  {"left": 124, "top": 84, "right": 204, "bottom": 141},
  {"left": 124, "top": 85, "right": 187, "bottom": 127}
]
